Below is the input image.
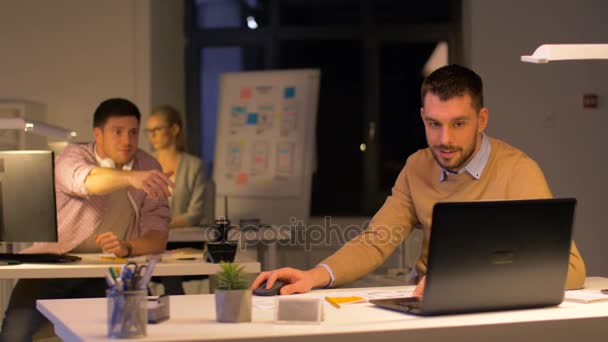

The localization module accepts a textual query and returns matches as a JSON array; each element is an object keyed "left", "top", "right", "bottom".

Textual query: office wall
[
  {"left": 464, "top": 0, "right": 608, "bottom": 276},
  {"left": 149, "top": 0, "right": 185, "bottom": 151},
  {"left": 0, "top": 0, "right": 184, "bottom": 151}
]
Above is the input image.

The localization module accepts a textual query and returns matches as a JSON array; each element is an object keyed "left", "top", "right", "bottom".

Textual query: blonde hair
[{"left": 150, "top": 105, "right": 187, "bottom": 152}]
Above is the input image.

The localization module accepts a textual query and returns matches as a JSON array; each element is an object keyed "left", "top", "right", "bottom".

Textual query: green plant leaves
[{"left": 216, "top": 261, "right": 248, "bottom": 290}]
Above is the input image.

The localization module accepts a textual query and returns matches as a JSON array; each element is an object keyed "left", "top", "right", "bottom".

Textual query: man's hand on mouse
[{"left": 252, "top": 267, "right": 323, "bottom": 295}]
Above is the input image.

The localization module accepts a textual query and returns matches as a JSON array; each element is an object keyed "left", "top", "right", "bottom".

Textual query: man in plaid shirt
[{"left": 0, "top": 98, "right": 173, "bottom": 342}]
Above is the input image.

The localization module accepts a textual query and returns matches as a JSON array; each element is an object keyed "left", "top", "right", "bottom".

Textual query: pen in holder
[
  {"left": 206, "top": 218, "right": 238, "bottom": 263},
  {"left": 105, "top": 259, "right": 158, "bottom": 338},
  {"left": 107, "top": 289, "right": 147, "bottom": 338}
]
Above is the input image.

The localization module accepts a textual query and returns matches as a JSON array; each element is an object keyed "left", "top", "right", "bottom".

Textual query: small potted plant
[{"left": 214, "top": 261, "right": 251, "bottom": 323}]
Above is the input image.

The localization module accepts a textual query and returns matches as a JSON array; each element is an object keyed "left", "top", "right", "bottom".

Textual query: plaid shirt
[{"left": 24, "top": 143, "right": 170, "bottom": 254}]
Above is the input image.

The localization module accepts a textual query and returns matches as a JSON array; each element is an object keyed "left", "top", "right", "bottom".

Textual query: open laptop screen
[{"left": 371, "top": 198, "right": 576, "bottom": 315}]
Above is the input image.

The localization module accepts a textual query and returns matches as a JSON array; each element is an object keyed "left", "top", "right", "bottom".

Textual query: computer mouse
[{"left": 253, "top": 280, "right": 287, "bottom": 296}]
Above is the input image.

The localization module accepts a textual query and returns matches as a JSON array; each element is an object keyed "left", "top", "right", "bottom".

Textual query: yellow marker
[
  {"left": 325, "top": 296, "right": 365, "bottom": 309},
  {"left": 101, "top": 256, "right": 127, "bottom": 263}
]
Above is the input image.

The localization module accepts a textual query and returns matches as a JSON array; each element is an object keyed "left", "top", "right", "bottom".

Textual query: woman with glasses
[{"left": 146, "top": 105, "right": 206, "bottom": 228}]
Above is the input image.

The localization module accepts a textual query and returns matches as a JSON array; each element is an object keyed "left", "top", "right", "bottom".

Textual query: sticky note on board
[
  {"left": 247, "top": 113, "right": 258, "bottom": 125},
  {"left": 284, "top": 87, "right": 295, "bottom": 99},
  {"left": 236, "top": 173, "right": 249, "bottom": 185},
  {"left": 254, "top": 156, "right": 266, "bottom": 164},
  {"left": 240, "top": 87, "right": 252, "bottom": 99},
  {"left": 232, "top": 106, "right": 246, "bottom": 114}
]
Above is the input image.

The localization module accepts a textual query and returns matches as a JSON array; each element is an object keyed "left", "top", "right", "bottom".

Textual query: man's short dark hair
[
  {"left": 421, "top": 64, "right": 484, "bottom": 112},
  {"left": 93, "top": 98, "right": 141, "bottom": 128}
]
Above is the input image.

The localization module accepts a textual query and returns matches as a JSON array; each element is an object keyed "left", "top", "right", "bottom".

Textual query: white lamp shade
[{"left": 521, "top": 44, "right": 608, "bottom": 63}]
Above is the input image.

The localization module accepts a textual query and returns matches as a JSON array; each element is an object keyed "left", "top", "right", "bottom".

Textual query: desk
[
  {"left": 37, "top": 277, "right": 608, "bottom": 341},
  {"left": 0, "top": 254, "right": 260, "bottom": 333},
  {"left": 168, "top": 226, "right": 290, "bottom": 270},
  {"left": 0, "top": 253, "right": 261, "bottom": 279}
]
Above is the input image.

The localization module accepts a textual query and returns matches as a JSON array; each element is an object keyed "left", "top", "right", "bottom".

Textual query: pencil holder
[{"left": 107, "top": 289, "right": 147, "bottom": 338}]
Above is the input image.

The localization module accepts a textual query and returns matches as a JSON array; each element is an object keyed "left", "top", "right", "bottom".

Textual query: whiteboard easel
[{"left": 213, "top": 69, "right": 320, "bottom": 226}]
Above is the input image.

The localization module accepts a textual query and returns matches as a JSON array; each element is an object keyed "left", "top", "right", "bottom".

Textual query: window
[
  {"left": 195, "top": 0, "right": 270, "bottom": 29},
  {"left": 186, "top": 0, "right": 462, "bottom": 216}
]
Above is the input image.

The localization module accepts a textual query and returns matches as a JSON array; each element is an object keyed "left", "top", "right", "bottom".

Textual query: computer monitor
[{"left": 0, "top": 150, "right": 57, "bottom": 243}]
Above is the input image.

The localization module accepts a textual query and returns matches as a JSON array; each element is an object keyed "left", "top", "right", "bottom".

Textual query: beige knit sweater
[{"left": 321, "top": 136, "right": 586, "bottom": 290}]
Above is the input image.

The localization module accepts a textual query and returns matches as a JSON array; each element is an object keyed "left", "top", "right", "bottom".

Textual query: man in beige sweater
[{"left": 252, "top": 64, "right": 586, "bottom": 295}]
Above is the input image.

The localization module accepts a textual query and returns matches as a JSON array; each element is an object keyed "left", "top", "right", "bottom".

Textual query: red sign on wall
[{"left": 583, "top": 94, "right": 598, "bottom": 109}]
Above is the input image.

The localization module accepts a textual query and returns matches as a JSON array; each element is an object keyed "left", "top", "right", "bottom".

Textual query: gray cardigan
[{"left": 171, "top": 153, "right": 206, "bottom": 226}]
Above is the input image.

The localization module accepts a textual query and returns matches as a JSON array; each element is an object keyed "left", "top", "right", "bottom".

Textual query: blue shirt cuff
[{"left": 316, "top": 263, "right": 335, "bottom": 288}]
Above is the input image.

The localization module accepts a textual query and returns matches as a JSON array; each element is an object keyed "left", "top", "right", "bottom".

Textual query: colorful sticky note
[
  {"left": 236, "top": 173, "right": 249, "bottom": 185},
  {"left": 247, "top": 113, "right": 258, "bottom": 125},
  {"left": 240, "top": 87, "right": 252, "bottom": 99},
  {"left": 254, "top": 156, "right": 265, "bottom": 164},
  {"left": 284, "top": 87, "right": 295, "bottom": 99},
  {"left": 232, "top": 106, "right": 245, "bottom": 114}
]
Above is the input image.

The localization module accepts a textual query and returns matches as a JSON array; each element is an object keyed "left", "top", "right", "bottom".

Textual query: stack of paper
[{"left": 564, "top": 289, "right": 608, "bottom": 303}]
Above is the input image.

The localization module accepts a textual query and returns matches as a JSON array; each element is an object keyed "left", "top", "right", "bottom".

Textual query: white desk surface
[
  {"left": 37, "top": 277, "right": 608, "bottom": 342},
  {"left": 0, "top": 253, "right": 260, "bottom": 279}
]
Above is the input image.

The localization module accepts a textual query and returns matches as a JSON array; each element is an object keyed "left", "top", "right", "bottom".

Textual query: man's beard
[{"left": 430, "top": 135, "right": 477, "bottom": 172}]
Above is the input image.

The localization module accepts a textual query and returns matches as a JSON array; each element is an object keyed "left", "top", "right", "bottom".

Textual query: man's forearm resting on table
[
  {"left": 127, "top": 230, "right": 168, "bottom": 256},
  {"left": 85, "top": 168, "right": 132, "bottom": 195}
]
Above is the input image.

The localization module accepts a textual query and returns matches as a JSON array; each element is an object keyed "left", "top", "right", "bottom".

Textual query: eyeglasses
[{"left": 145, "top": 126, "right": 168, "bottom": 135}]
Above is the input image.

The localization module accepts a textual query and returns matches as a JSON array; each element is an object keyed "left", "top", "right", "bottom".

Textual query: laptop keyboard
[{"left": 397, "top": 297, "right": 423, "bottom": 310}]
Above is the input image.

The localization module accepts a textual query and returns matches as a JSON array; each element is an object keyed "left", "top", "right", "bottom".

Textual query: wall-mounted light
[{"left": 521, "top": 44, "right": 608, "bottom": 63}]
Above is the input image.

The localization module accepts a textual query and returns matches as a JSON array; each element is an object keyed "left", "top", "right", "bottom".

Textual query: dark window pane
[
  {"left": 196, "top": 0, "right": 269, "bottom": 29},
  {"left": 280, "top": 0, "right": 360, "bottom": 26},
  {"left": 280, "top": 40, "right": 364, "bottom": 216},
  {"left": 200, "top": 46, "right": 265, "bottom": 174},
  {"left": 373, "top": 0, "right": 455, "bottom": 25},
  {"left": 378, "top": 43, "right": 436, "bottom": 193}
]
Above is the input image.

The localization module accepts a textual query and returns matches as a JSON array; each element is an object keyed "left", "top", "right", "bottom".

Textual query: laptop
[{"left": 370, "top": 198, "right": 576, "bottom": 316}]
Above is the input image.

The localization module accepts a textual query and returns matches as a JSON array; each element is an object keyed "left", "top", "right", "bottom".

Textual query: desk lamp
[
  {"left": 521, "top": 44, "right": 608, "bottom": 63},
  {"left": 0, "top": 117, "right": 77, "bottom": 141}
]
